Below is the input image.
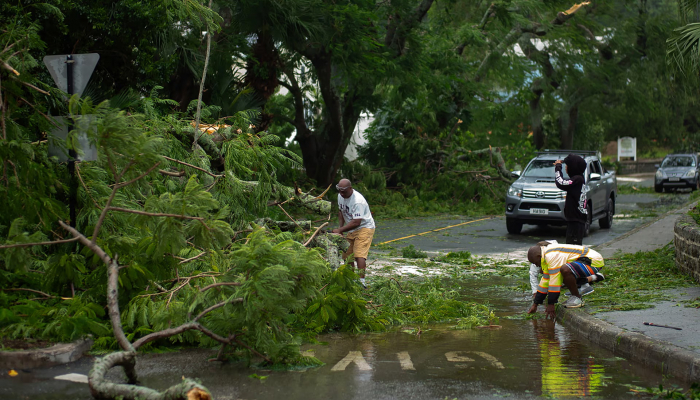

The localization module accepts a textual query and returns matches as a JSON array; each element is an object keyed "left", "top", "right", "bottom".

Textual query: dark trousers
[{"left": 566, "top": 221, "right": 586, "bottom": 245}]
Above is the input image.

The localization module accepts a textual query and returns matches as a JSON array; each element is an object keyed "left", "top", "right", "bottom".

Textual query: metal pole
[{"left": 66, "top": 55, "right": 77, "bottom": 228}]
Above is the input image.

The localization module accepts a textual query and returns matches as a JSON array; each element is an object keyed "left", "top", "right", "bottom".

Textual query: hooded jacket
[{"left": 554, "top": 154, "right": 588, "bottom": 223}]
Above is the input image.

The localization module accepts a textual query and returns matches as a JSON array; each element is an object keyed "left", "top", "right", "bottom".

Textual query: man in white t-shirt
[{"left": 331, "top": 178, "right": 376, "bottom": 287}]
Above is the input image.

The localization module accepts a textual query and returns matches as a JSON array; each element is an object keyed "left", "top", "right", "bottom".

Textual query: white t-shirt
[{"left": 338, "top": 190, "right": 375, "bottom": 233}]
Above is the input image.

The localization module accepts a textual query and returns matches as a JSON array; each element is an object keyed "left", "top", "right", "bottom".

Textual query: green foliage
[
  {"left": 401, "top": 245, "right": 428, "bottom": 259},
  {"left": 642, "top": 383, "right": 700, "bottom": 399},
  {"left": 0, "top": 294, "right": 110, "bottom": 343},
  {"left": 434, "top": 251, "right": 472, "bottom": 264},
  {"left": 584, "top": 244, "right": 696, "bottom": 314},
  {"left": 364, "top": 276, "right": 497, "bottom": 327}
]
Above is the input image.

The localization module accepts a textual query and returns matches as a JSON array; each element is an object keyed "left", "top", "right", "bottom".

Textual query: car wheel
[
  {"left": 584, "top": 203, "right": 592, "bottom": 237},
  {"left": 599, "top": 198, "right": 614, "bottom": 229},
  {"left": 654, "top": 184, "right": 663, "bottom": 193},
  {"left": 506, "top": 218, "right": 523, "bottom": 234}
]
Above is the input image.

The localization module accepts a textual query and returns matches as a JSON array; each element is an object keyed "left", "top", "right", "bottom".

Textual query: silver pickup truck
[{"left": 504, "top": 150, "right": 617, "bottom": 235}]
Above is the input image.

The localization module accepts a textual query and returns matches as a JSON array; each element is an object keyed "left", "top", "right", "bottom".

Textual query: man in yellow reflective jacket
[{"left": 527, "top": 242, "right": 605, "bottom": 319}]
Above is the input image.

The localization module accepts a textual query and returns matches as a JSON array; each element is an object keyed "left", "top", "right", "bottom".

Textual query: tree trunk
[
  {"left": 529, "top": 84, "right": 545, "bottom": 150},
  {"left": 559, "top": 104, "right": 578, "bottom": 150},
  {"left": 295, "top": 53, "right": 362, "bottom": 187},
  {"left": 89, "top": 351, "right": 212, "bottom": 400},
  {"left": 246, "top": 32, "right": 279, "bottom": 133}
]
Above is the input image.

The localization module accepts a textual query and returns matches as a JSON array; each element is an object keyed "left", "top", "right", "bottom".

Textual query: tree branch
[
  {"left": 108, "top": 207, "right": 206, "bottom": 223},
  {"left": 58, "top": 221, "right": 112, "bottom": 266},
  {"left": 473, "top": 27, "right": 522, "bottom": 82},
  {"left": 199, "top": 282, "right": 241, "bottom": 292},
  {"left": 0, "top": 237, "right": 78, "bottom": 249},
  {"left": 304, "top": 222, "right": 329, "bottom": 246},
  {"left": 158, "top": 169, "right": 186, "bottom": 177},
  {"left": 162, "top": 156, "right": 223, "bottom": 178},
  {"left": 179, "top": 251, "right": 208, "bottom": 264},
  {"left": 192, "top": 0, "right": 215, "bottom": 149},
  {"left": 193, "top": 298, "right": 244, "bottom": 322}
]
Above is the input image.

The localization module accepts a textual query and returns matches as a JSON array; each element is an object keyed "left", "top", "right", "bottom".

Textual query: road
[
  {"left": 371, "top": 191, "right": 692, "bottom": 257},
  {"left": 2, "top": 188, "right": 696, "bottom": 400}
]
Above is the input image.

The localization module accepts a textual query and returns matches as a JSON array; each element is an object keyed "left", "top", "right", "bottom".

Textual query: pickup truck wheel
[
  {"left": 584, "top": 203, "right": 592, "bottom": 237},
  {"left": 506, "top": 218, "right": 523, "bottom": 234},
  {"left": 599, "top": 198, "right": 614, "bottom": 229}
]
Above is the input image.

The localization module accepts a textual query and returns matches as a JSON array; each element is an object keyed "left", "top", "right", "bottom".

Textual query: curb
[
  {"left": 0, "top": 338, "right": 93, "bottom": 369},
  {"left": 556, "top": 307, "right": 700, "bottom": 382},
  {"left": 559, "top": 197, "right": 700, "bottom": 383}
]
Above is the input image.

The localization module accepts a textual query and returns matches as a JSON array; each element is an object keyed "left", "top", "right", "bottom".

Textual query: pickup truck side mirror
[
  {"left": 511, "top": 170, "right": 521, "bottom": 178},
  {"left": 590, "top": 173, "right": 601, "bottom": 181},
  {"left": 654, "top": 164, "right": 659, "bottom": 168}
]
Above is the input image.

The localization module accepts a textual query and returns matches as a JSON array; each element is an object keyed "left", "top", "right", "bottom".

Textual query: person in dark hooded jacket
[{"left": 554, "top": 154, "right": 588, "bottom": 245}]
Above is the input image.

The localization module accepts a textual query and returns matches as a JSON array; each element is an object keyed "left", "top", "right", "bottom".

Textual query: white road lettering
[
  {"left": 445, "top": 351, "right": 504, "bottom": 369},
  {"left": 471, "top": 351, "right": 505, "bottom": 369},
  {"left": 397, "top": 351, "right": 415, "bottom": 370},
  {"left": 331, "top": 351, "right": 372, "bottom": 371},
  {"left": 445, "top": 351, "right": 475, "bottom": 362}
]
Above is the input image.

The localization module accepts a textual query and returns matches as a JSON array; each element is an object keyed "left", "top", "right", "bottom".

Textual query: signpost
[
  {"left": 43, "top": 54, "right": 99, "bottom": 228},
  {"left": 617, "top": 136, "right": 637, "bottom": 162}
]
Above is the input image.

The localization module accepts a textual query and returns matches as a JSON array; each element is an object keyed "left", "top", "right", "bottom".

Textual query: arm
[
  {"left": 554, "top": 161, "right": 574, "bottom": 191},
  {"left": 332, "top": 218, "right": 362, "bottom": 234}
]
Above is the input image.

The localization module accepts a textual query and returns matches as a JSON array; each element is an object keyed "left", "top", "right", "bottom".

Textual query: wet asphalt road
[
  {"left": 2, "top": 188, "right": 696, "bottom": 400},
  {"left": 371, "top": 191, "right": 692, "bottom": 256}
]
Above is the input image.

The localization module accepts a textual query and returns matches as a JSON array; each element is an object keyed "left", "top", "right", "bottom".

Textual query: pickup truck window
[{"left": 522, "top": 160, "right": 570, "bottom": 179}]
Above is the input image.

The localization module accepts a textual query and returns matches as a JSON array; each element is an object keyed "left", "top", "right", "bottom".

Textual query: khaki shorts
[{"left": 343, "top": 228, "right": 375, "bottom": 260}]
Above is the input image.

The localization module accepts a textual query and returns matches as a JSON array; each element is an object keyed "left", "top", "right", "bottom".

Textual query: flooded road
[
  {"left": 3, "top": 279, "right": 687, "bottom": 400},
  {"left": 2, "top": 190, "right": 694, "bottom": 400}
]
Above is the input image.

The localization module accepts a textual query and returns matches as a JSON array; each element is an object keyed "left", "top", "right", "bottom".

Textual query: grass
[
  {"left": 617, "top": 184, "right": 657, "bottom": 195},
  {"left": 582, "top": 244, "right": 697, "bottom": 314}
]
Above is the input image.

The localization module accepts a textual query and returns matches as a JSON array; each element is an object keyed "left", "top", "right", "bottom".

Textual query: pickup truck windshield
[
  {"left": 661, "top": 156, "right": 695, "bottom": 167},
  {"left": 522, "top": 160, "right": 570, "bottom": 179}
]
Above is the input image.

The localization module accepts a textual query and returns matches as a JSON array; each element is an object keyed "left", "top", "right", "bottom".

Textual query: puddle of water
[
  {"left": 2, "top": 279, "right": 689, "bottom": 400},
  {"left": 118, "top": 277, "right": 684, "bottom": 400}
]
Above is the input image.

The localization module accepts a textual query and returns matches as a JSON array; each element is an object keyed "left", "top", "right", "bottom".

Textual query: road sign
[
  {"left": 47, "top": 116, "right": 98, "bottom": 162},
  {"left": 618, "top": 136, "right": 637, "bottom": 161},
  {"left": 43, "top": 53, "right": 99, "bottom": 96}
]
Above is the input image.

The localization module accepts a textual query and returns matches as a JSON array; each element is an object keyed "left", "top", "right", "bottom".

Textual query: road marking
[
  {"left": 445, "top": 351, "right": 504, "bottom": 369},
  {"left": 397, "top": 351, "right": 415, "bottom": 370},
  {"left": 375, "top": 217, "right": 493, "bottom": 246},
  {"left": 445, "top": 351, "right": 475, "bottom": 362},
  {"left": 331, "top": 351, "right": 372, "bottom": 371},
  {"left": 471, "top": 351, "right": 505, "bottom": 369},
  {"left": 54, "top": 373, "right": 88, "bottom": 383}
]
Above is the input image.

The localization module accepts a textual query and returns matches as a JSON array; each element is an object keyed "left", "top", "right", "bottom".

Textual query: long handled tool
[{"left": 643, "top": 322, "right": 682, "bottom": 330}]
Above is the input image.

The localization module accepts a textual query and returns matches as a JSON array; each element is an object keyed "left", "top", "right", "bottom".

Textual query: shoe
[
  {"left": 594, "top": 273, "right": 605, "bottom": 283},
  {"left": 359, "top": 279, "right": 367, "bottom": 289},
  {"left": 579, "top": 284, "right": 594, "bottom": 296},
  {"left": 563, "top": 296, "right": 584, "bottom": 308}
]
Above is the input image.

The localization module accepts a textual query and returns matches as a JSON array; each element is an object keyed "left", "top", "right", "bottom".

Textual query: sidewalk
[{"left": 557, "top": 200, "right": 700, "bottom": 383}]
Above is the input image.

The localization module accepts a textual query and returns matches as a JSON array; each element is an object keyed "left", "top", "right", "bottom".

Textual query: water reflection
[{"left": 533, "top": 319, "right": 605, "bottom": 397}]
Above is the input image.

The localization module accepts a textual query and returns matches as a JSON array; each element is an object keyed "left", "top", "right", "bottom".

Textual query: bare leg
[
  {"left": 561, "top": 266, "right": 581, "bottom": 297},
  {"left": 356, "top": 257, "right": 366, "bottom": 278}
]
